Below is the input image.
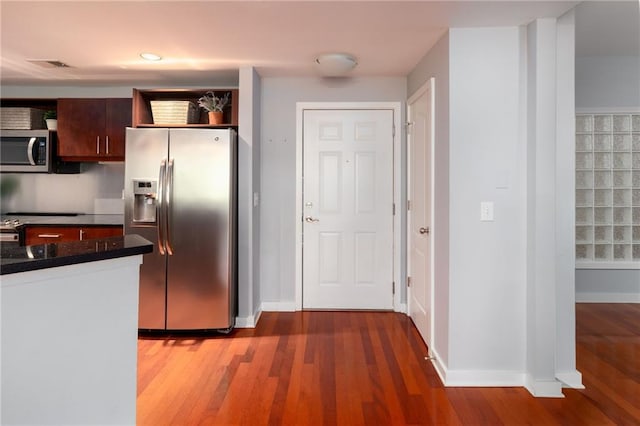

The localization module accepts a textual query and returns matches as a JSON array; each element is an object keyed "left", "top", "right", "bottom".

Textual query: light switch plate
[{"left": 480, "top": 201, "right": 494, "bottom": 221}]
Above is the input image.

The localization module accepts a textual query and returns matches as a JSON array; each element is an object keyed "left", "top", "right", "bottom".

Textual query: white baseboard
[
  {"left": 445, "top": 370, "right": 526, "bottom": 387},
  {"left": 576, "top": 292, "right": 640, "bottom": 303},
  {"left": 395, "top": 302, "right": 407, "bottom": 314},
  {"left": 430, "top": 350, "right": 527, "bottom": 387},
  {"left": 261, "top": 301, "right": 297, "bottom": 312},
  {"left": 429, "top": 348, "right": 447, "bottom": 386},
  {"left": 556, "top": 370, "right": 585, "bottom": 389},
  {"left": 250, "top": 301, "right": 408, "bottom": 313},
  {"left": 248, "top": 301, "right": 407, "bottom": 316},
  {"left": 235, "top": 307, "right": 263, "bottom": 328},
  {"left": 234, "top": 315, "right": 256, "bottom": 328},
  {"left": 525, "top": 375, "right": 564, "bottom": 398}
]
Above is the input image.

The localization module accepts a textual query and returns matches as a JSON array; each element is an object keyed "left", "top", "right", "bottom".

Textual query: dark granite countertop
[
  {"left": 1, "top": 214, "right": 124, "bottom": 228},
  {"left": 0, "top": 234, "right": 152, "bottom": 275}
]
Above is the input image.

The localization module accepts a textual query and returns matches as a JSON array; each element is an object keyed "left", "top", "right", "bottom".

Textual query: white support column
[
  {"left": 554, "top": 9, "right": 584, "bottom": 390},
  {"left": 237, "top": 66, "right": 262, "bottom": 327},
  {"left": 525, "top": 17, "right": 564, "bottom": 397}
]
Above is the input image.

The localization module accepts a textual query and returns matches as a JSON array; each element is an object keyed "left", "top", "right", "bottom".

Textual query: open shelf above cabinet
[{"left": 132, "top": 88, "right": 238, "bottom": 128}]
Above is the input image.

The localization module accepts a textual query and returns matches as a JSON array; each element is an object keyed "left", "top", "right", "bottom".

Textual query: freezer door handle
[
  {"left": 165, "top": 159, "right": 174, "bottom": 255},
  {"left": 157, "top": 160, "right": 167, "bottom": 255}
]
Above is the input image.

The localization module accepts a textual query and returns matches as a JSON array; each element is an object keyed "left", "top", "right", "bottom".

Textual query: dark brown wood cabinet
[
  {"left": 57, "top": 98, "right": 131, "bottom": 161},
  {"left": 24, "top": 225, "right": 123, "bottom": 246}
]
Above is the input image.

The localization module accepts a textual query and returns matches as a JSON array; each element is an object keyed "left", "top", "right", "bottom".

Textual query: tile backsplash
[{"left": 0, "top": 163, "right": 124, "bottom": 214}]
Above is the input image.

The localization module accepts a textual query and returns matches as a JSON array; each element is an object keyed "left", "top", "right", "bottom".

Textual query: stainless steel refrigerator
[{"left": 124, "top": 128, "right": 236, "bottom": 331}]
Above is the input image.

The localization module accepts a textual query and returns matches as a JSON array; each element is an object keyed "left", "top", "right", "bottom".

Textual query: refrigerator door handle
[
  {"left": 157, "top": 159, "right": 167, "bottom": 255},
  {"left": 165, "top": 159, "right": 175, "bottom": 255}
]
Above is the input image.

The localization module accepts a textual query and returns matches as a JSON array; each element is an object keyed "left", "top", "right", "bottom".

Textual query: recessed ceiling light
[{"left": 140, "top": 52, "right": 162, "bottom": 61}]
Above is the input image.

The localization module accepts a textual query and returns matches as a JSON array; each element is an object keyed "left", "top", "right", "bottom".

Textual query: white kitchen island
[{"left": 0, "top": 235, "right": 152, "bottom": 425}]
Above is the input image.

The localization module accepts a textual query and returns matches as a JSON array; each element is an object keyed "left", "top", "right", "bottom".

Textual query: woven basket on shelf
[{"left": 150, "top": 101, "right": 199, "bottom": 125}]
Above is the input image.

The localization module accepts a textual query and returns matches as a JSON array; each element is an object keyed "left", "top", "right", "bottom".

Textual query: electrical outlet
[{"left": 480, "top": 201, "right": 494, "bottom": 221}]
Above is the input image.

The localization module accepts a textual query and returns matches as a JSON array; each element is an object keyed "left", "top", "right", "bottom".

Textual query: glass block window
[{"left": 576, "top": 113, "right": 640, "bottom": 263}]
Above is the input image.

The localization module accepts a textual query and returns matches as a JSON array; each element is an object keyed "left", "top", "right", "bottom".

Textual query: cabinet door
[
  {"left": 57, "top": 99, "right": 106, "bottom": 159},
  {"left": 104, "top": 99, "right": 132, "bottom": 160},
  {"left": 24, "top": 226, "right": 79, "bottom": 245},
  {"left": 80, "top": 226, "right": 123, "bottom": 241}
]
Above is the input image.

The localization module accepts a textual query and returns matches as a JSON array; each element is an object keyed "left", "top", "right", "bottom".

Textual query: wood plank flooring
[{"left": 137, "top": 304, "right": 640, "bottom": 425}]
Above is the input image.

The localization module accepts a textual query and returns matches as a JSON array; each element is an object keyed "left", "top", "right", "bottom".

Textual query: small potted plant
[
  {"left": 197, "top": 91, "right": 230, "bottom": 125},
  {"left": 43, "top": 110, "right": 57, "bottom": 130}
]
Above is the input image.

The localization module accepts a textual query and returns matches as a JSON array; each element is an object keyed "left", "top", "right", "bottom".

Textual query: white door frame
[
  {"left": 407, "top": 78, "right": 436, "bottom": 350},
  {"left": 295, "top": 102, "right": 403, "bottom": 311}
]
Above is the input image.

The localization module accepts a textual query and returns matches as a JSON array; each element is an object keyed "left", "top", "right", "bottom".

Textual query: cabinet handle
[
  {"left": 37, "top": 234, "right": 62, "bottom": 238},
  {"left": 80, "top": 229, "right": 85, "bottom": 241},
  {"left": 106, "top": 136, "right": 109, "bottom": 154},
  {"left": 96, "top": 136, "right": 100, "bottom": 154}
]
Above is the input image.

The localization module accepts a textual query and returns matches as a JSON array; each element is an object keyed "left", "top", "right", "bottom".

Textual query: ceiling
[{"left": 0, "top": 1, "right": 636, "bottom": 87}]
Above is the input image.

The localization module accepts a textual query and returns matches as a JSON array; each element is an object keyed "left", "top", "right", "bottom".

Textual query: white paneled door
[
  {"left": 302, "top": 109, "right": 394, "bottom": 309},
  {"left": 407, "top": 79, "right": 434, "bottom": 350}
]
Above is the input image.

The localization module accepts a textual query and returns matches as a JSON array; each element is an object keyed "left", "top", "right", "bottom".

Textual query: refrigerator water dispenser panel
[{"left": 132, "top": 179, "right": 158, "bottom": 223}]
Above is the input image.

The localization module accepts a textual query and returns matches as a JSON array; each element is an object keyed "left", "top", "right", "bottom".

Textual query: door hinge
[
  {"left": 393, "top": 203, "right": 396, "bottom": 215},
  {"left": 392, "top": 281, "right": 395, "bottom": 295},
  {"left": 407, "top": 276, "right": 412, "bottom": 287},
  {"left": 405, "top": 121, "right": 413, "bottom": 135},
  {"left": 392, "top": 124, "right": 396, "bottom": 138},
  {"left": 407, "top": 200, "right": 411, "bottom": 211}
]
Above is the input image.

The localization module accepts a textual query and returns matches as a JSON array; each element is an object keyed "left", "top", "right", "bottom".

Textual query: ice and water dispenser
[{"left": 132, "top": 179, "right": 158, "bottom": 223}]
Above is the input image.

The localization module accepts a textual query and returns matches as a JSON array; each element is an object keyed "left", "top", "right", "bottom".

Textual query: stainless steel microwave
[
  {"left": 0, "top": 130, "right": 52, "bottom": 172},
  {"left": 0, "top": 130, "right": 79, "bottom": 173}
]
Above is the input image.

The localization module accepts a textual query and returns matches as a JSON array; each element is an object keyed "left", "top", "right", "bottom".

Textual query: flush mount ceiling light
[
  {"left": 140, "top": 52, "right": 162, "bottom": 61},
  {"left": 314, "top": 53, "right": 357, "bottom": 77}
]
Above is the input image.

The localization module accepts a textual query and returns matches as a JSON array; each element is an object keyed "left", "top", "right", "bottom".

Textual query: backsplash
[{"left": 0, "top": 163, "right": 124, "bottom": 214}]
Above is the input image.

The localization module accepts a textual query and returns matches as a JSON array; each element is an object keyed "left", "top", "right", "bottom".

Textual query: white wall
[
  {"left": 575, "top": 269, "right": 640, "bottom": 302},
  {"left": 406, "top": 32, "right": 451, "bottom": 369},
  {"left": 0, "top": 75, "right": 238, "bottom": 98},
  {"left": 0, "top": 86, "right": 134, "bottom": 98},
  {"left": 448, "top": 27, "right": 527, "bottom": 379},
  {"left": 576, "top": 56, "right": 640, "bottom": 109},
  {"left": 407, "top": 21, "right": 580, "bottom": 395},
  {"left": 259, "top": 77, "right": 407, "bottom": 308},
  {"left": 574, "top": 53, "right": 640, "bottom": 302}
]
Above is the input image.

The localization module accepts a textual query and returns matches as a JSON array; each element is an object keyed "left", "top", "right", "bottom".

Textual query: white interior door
[
  {"left": 408, "top": 79, "right": 434, "bottom": 348},
  {"left": 302, "top": 109, "right": 394, "bottom": 309}
]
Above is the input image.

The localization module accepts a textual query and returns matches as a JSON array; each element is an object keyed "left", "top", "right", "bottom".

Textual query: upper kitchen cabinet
[
  {"left": 57, "top": 98, "right": 132, "bottom": 161},
  {"left": 132, "top": 88, "right": 238, "bottom": 128}
]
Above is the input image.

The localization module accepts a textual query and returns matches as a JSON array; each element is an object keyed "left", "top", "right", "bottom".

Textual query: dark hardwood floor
[{"left": 137, "top": 304, "right": 640, "bottom": 425}]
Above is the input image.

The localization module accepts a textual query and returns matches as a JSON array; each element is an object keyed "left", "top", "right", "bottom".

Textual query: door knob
[
  {"left": 419, "top": 227, "right": 429, "bottom": 235},
  {"left": 305, "top": 216, "right": 320, "bottom": 223}
]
